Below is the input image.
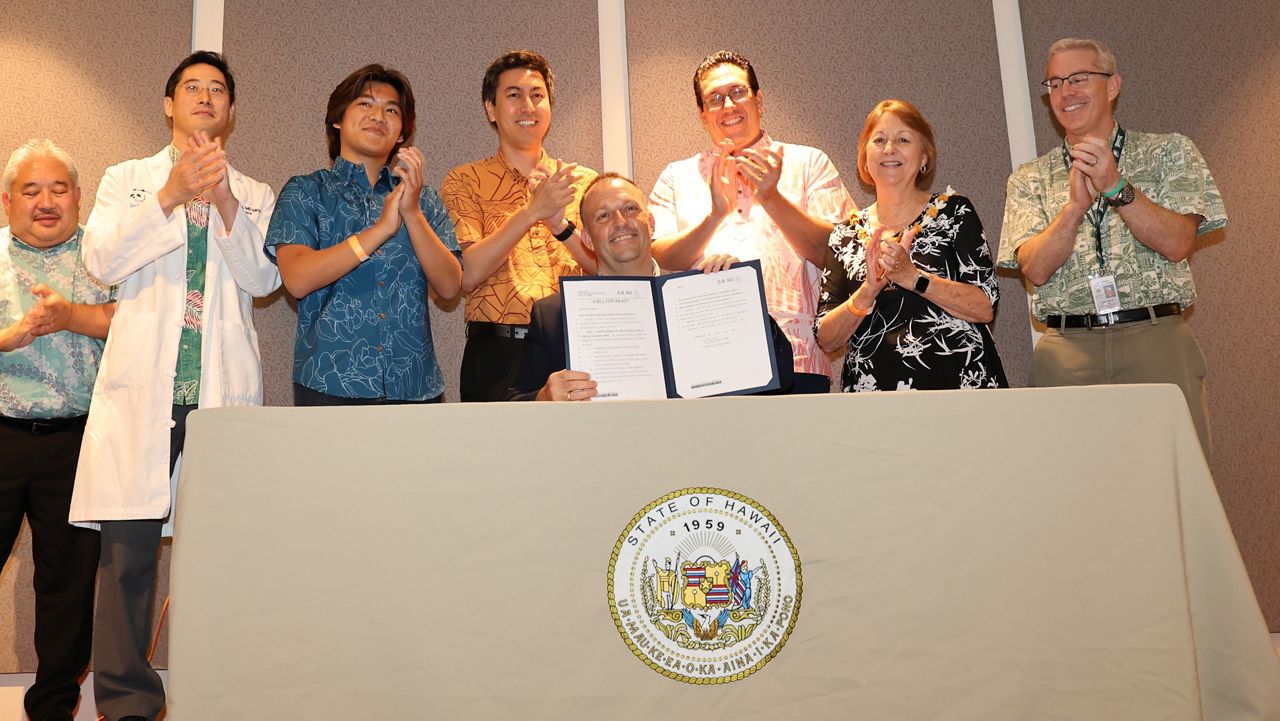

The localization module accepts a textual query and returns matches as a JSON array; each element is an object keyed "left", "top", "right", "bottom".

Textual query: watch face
[
  {"left": 1110, "top": 183, "right": 1136, "bottom": 207},
  {"left": 914, "top": 273, "right": 930, "bottom": 293}
]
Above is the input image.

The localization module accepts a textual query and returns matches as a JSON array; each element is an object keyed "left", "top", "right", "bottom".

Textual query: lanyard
[{"left": 1061, "top": 127, "right": 1126, "bottom": 271}]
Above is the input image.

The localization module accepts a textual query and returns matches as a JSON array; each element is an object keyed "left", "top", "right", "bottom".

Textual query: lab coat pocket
[
  {"left": 98, "top": 312, "right": 160, "bottom": 390},
  {"left": 216, "top": 320, "right": 263, "bottom": 405}
]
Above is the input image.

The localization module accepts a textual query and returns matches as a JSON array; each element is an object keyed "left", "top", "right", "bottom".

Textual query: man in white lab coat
[{"left": 72, "top": 51, "right": 279, "bottom": 721}]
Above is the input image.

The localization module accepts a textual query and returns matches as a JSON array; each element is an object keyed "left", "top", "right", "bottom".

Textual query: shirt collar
[
  {"left": 703, "top": 130, "right": 774, "bottom": 157},
  {"left": 495, "top": 148, "right": 552, "bottom": 182},
  {"left": 1061, "top": 122, "right": 1121, "bottom": 154},
  {"left": 596, "top": 258, "right": 663, "bottom": 278},
  {"left": 6, "top": 226, "right": 82, "bottom": 256},
  {"left": 332, "top": 156, "right": 396, "bottom": 190}
]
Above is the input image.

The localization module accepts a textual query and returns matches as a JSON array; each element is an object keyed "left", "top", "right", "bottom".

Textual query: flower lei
[{"left": 856, "top": 186, "right": 954, "bottom": 246}]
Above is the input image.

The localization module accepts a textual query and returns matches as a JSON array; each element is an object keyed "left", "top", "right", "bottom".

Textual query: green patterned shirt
[
  {"left": 998, "top": 128, "right": 1227, "bottom": 320},
  {"left": 169, "top": 145, "right": 209, "bottom": 404}
]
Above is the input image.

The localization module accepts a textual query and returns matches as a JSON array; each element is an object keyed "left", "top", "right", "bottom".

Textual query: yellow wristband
[
  {"left": 845, "top": 299, "right": 874, "bottom": 317},
  {"left": 347, "top": 235, "right": 369, "bottom": 263}
]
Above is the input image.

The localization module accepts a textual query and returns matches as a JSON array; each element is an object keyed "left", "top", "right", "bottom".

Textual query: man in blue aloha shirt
[{"left": 267, "top": 64, "right": 462, "bottom": 405}]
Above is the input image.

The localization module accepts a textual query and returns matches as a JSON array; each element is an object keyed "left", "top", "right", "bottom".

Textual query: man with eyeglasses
[
  {"left": 649, "top": 50, "right": 855, "bottom": 394},
  {"left": 998, "top": 37, "right": 1226, "bottom": 458},
  {"left": 72, "top": 51, "right": 279, "bottom": 721}
]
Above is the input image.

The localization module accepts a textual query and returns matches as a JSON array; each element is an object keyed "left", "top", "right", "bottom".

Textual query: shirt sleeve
[
  {"left": 1154, "top": 134, "right": 1228, "bottom": 235},
  {"left": 948, "top": 196, "right": 999, "bottom": 307},
  {"left": 263, "top": 175, "right": 319, "bottom": 260},
  {"left": 648, "top": 165, "right": 679, "bottom": 239},
  {"left": 815, "top": 224, "right": 855, "bottom": 324},
  {"left": 420, "top": 185, "right": 462, "bottom": 259},
  {"left": 802, "top": 148, "right": 858, "bottom": 222},
  {"left": 996, "top": 162, "right": 1048, "bottom": 270},
  {"left": 439, "top": 166, "right": 485, "bottom": 247}
]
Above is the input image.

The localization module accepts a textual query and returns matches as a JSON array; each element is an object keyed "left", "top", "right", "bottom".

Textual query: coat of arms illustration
[{"left": 608, "top": 488, "right": 801, "bottom": 684}]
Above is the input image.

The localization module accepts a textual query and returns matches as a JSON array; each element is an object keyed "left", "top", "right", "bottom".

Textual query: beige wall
[{"left": 2, "top": 0, "right": 1277, "bottom": 676}]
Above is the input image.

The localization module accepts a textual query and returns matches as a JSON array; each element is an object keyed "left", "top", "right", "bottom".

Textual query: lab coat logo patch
[{"left": 608, "top": 487, "right": 801, "bottom": 684}]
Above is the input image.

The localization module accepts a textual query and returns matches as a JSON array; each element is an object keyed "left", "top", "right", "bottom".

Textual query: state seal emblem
[{"left": 607, "top": 488, "right": 802, "bottom": 684}]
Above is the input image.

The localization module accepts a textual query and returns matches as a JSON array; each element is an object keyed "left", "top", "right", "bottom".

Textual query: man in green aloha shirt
[{"left": 999, "top": 37, "right": 1226, "bottom": 459}]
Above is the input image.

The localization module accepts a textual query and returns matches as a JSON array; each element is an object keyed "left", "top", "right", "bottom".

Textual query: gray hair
[
  {"left": 1048, "top": 37, "right": 1119, "bottom": 75},
  {"left": 3, "top": 138, "right": 79, "bottom": 194}
]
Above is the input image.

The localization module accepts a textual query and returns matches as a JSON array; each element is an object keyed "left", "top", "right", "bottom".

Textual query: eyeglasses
[
  {"left": 704, "top": 85, "right": 752, "bottom": 111},
  {"left": 1040, "top": 71, "right": 1113, "bottom": 92}
]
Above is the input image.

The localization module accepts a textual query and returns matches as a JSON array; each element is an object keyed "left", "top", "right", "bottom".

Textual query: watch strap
[{"left": 552, "top": 219, "right": 577, "bottom": 242}]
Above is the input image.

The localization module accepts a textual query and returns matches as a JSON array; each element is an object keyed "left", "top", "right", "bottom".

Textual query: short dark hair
[
  {"left": 692, "top": 50, "right": 760, "bottom": 110},
  {"left": 578, "top": 172, "right": 643, "bottom": 222},
  {"left": 166, "top": 51, "right": 236, "bottom": 104},
  {"left": 481, "top": 50, "right": 555, "bottom": 130},
  {"left": 324, "top": 64, "right": 416, "bottom": 162}
]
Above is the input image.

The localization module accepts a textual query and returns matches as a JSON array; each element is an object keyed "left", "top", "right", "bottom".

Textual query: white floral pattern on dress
[{"left": 815, "top": 189, "right": 1007, "bottom": 392}]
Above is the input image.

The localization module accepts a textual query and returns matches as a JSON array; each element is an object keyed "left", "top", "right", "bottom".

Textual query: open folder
[{"left": 560, "top": 260, "right": 780, "bottom": 399}]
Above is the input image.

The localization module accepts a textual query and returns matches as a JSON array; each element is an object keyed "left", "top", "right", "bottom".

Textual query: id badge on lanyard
[{"left": 1063, "top": 128, "right": 1126, "bottom": 315}]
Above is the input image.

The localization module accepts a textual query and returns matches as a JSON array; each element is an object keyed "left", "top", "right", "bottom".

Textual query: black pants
[
  {"left": 93, "top": 404, "right": 194, "bottom": 721},
  {"left": 459, "top": 332, "right": 526, "bottom": 402},
  {"left": 292, "top": 384, "right": 442, "bottom": 406},
  {"left": 789, "top": 372, "right": 832, "bottom": 394},
  {"left": 0, "top": 419, "right": 100, "bottom": 720}
]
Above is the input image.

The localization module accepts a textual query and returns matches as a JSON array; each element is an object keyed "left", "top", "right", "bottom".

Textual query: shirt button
[
  {"left": 375, "top": 344, "right": 383, "bottom": 352},
  {"left": 378, "top": 312, "right": 385, "bottom": 320},
  {"left": 377, "top": 280, "right": 385, "bottom": 287},
  {"left": 375, "top": 249, "right": 384, "bottom": 256},
  {"left": 182, "top": 344, "right": 189, "bottom": 350}
]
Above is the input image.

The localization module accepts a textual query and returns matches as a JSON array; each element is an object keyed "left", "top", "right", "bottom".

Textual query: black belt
[
  {"left": 0, "top": 413, "right": 88, "bottom": 436},
  {"left": 1046, "top": 303, "right": 1181, "bottom": 330},
  {"left": 467, "top": 321, "right": 529, "bottom": 340}
]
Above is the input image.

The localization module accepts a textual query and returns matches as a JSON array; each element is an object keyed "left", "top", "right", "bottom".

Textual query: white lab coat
[{"left": 71, "top": 148, "right": 279, "bottom": 529}]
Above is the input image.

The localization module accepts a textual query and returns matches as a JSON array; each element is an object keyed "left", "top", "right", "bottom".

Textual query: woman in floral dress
[{"left": 815, "top": 99, "right": 1007, "bottom": 391}]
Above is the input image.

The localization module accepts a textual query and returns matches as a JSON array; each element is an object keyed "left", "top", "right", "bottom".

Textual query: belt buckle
[
  {"left": 1095, "top": 312, "right": 1117, "bottom": 328},
  {"left": 31, "top": 420, "right": 55, "bottom": 436}
]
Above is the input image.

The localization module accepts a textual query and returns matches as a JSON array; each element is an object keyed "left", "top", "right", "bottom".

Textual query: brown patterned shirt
[{"left": 441, "top": 151, "right": 597, "bottom": 324}]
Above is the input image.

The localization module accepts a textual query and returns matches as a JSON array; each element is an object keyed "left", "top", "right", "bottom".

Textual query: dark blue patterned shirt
[{"left": 266, "top": 158, "right": 460, "bottom": 400}]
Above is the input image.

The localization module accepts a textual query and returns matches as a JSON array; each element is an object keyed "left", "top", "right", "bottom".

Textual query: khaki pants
[{"left": 1031, "top": 315, "right": 1211, "bottom": 460}]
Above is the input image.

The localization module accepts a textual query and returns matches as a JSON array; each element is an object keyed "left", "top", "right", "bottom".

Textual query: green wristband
[{"left": 1101, "top": 178, "right": 1127, "bottom": 199}]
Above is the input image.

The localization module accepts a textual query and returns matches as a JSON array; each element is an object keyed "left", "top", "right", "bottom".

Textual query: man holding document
[{"left": 506, "top": 174, "right": 792, "bottom": 401}]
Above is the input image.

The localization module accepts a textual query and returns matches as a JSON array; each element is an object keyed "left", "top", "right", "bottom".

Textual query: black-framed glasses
[
  {"left": 1040, "top": 71, "right": 1113, "bottom": 92},
  {"left": 704, "top": 85, "right": 752, "bottom": 111}
]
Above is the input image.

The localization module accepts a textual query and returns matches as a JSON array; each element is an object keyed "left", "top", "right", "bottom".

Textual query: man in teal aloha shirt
[{"left": 1, "top": 138, "right": 114, "bottom": 721}]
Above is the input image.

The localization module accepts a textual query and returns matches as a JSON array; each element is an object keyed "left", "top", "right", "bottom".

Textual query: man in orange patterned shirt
[{"left": 441, "top": 50, "right": 598, "bottom": 401}]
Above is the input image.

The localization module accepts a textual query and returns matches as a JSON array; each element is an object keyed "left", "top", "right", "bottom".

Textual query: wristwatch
[
  {"left": 552, "top": 219, "right": 577, "bottom": 242},
  {"left": 913, "top": 272, "right": 931, "bottom": 294},
  {"left": 1106, "top": 181, "right": 1136, "bottom": 208}
]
